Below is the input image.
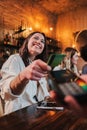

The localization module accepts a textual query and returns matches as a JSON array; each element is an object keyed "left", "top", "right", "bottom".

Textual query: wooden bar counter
[{"left": 0, "top": 103, "right": 87, "bottom": 130}]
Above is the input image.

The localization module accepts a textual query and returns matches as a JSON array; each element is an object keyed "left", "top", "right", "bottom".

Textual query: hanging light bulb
[
  {"left": 29, "top": 27, "right": 32, "bottom": 31},
  {"left": 49, "top": 27, "right": 53, "bottom": 31}
]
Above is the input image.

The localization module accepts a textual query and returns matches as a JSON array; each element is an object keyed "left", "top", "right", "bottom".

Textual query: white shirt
[
  {"left": 53, "top": 65, "right": 62, "bottom": 71},
  {"left": 0, "top": 54, "right": 49, "bottom": 115}
]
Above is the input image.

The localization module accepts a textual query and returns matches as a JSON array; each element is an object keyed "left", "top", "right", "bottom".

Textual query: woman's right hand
[{"left": 20, "top": 59, "right": 51, "bottom": 81}]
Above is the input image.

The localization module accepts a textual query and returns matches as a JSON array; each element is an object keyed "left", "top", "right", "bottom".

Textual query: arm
[
  {"left": 10, "top": 73, "right": 29, "bottom": 95},
  {"left": 10, "top": 59, "right": 51, "bottom": 95}
]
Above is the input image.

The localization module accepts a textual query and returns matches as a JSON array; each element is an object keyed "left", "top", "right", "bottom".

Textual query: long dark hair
[
  {"left": 19, "top": 31, "right": 47, "bottom": 66},
  {"left": 70, "top": 48, "right": 78, "bottom": 70},
  {"left": 64, "top": 47, "right": 78, "bottom": 70}
]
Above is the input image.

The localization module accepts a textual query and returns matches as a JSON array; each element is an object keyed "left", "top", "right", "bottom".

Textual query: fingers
[
  {"left": 20, "top": 59, "right": 51, "bottom": 81},
  {"left": 50, "top": 91, "right": 81, "bottom": 110},
  {"left": 64, "top": 95, "right": 82, "bottom": 111},
  {"left": 29, "top": 60, "right": 51, "bottom": 80},
  {"left": 49, "top": 90, "right": 57, "bottom": 99},
  {"left": 31, "top": 62, "right": 48, "bottom": 75},
  {"left": 49, "top": 91, "right": 87, "bottom": 117},
  {"left": 34, "top": 59, "right": 51, "bottom": 71}
]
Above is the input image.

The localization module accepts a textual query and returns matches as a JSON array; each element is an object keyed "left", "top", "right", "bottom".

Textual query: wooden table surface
[{"left": 0, "top": 103, "right": 87, "bottom": 130}]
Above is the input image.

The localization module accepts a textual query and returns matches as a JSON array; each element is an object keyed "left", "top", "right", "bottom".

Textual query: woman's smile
[{"left": 32, "top": 42, "right": 42, "bottom": 49}]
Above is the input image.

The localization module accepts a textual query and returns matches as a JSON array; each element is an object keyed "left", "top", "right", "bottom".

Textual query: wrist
[{"left": 18, "top": 73, "right": 29, "bottom": 84}]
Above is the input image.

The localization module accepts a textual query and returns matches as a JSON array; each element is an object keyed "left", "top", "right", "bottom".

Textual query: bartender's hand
[
  {"left": 50, "top": 90, "right": 87, "bottom": 117},
  {"left": 20, "top": 59, "right": 51, "bottom": 81},
  {"left": 64, "top": 95, "right": 87, "bottom": 117}
]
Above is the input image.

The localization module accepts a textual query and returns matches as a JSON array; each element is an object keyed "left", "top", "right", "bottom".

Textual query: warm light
[
  {"left": 35, "top": 22, "right": 40, "bottom": 29},
  {"left": 50, "top": 39, "right": 52, "bottom": 42},
  {"left": 29, "top": 27, "right": 32, "bottom": 31},
  {"left": 62, "top": 31, "right": 70, "bottom": 39},
  {"left": 48, "top": 111, "right": 56, "bottom": 116},
  {"left": 23, "top": 27, "right": 33, "bottom": 37},
  {"left": 72, "top": 44, "right": 76, "bottom": 48},
  {"left": 49, "top": 27, "right": 53, "bottom": 31}
]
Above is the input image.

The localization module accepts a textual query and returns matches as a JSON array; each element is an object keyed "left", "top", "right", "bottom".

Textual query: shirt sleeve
[
  {"left": 39, "top": 77, "right": 50, "bottom": 97},
  {"left": 82, "top": 65, "right": 87, "bottom": 74},
  {"left": 0, "top": 54, "right": 24, "bottom": 101}
]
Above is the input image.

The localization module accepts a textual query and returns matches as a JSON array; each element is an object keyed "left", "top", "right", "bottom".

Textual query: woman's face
[
  {"left": 65, "top": 52, "right": 71, "bottom": 59},
  {"left": 28, "top": 33, "right": 45, "bottom": 57},
  {"left": 71, "top": 52, "right": 79, "bottom": 65}
]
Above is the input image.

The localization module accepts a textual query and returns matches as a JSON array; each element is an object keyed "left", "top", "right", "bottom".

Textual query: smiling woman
[{"left": 0, "top": 31, "right": 51, "bottom": 115}]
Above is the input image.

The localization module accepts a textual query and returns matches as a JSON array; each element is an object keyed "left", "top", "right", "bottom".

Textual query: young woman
[
  {"left": 0, "top": 31, "right": 51, "bottom": 115},
  {"left": 64, "top": 47, "right": 79, "bottom": 76},
  {"left": 53, "top": 47, "right": 79, "bottom": 76}
]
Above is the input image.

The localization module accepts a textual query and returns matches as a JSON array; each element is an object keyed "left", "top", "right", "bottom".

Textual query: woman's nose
[{"left": 37, "top": 40, "right": 41, "bottom": 45}]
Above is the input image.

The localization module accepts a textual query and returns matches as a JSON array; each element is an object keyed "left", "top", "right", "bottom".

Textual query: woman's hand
[
  {"left": 10, "top": 60, "right": 51, "bottom": 95},
  {"left": 20, "top": 59, "right": 51, "bottom": 81}
]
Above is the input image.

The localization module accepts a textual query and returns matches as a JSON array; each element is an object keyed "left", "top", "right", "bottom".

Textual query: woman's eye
[
  {"left": 41, "top": 40, "right": 45, "bottom": 44},
  {"left": 34, "top": 36, "right": 38, "bottom": 40},
  {"left": 34, "top": 36, "right": 45, "bottom": 44}
]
